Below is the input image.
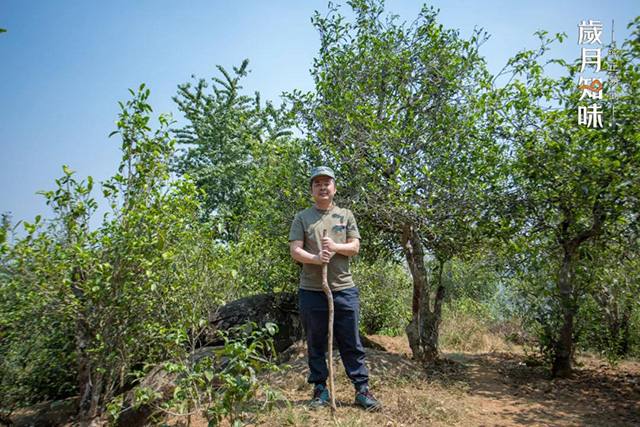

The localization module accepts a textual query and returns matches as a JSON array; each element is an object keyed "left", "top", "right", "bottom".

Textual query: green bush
[
  {"left": 0, "top": 87, "right": 227, "bottom": 418},
  {"left": 125, "top": 322, "right": 285, "bottom": 426},
  {"left": 352, "top": 258, "right": 411, "bottom": 336}
]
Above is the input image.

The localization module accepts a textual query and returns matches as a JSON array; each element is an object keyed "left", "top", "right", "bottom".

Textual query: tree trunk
[
  {"left": 88, "top": 370, "right": 104, "bottom": 420},
  {"left": 73, "top": 267, "right": 93, "bottom": 423},
  {"left": 402, "top": 226, "right": 425, "bottom": 361},
  {"left": 552, "top": 247, "right": 576, "bottom": 378},
  {"left": 552, "top": 199, "right": 605, "bottom": 378},
  {"left": 402, "top": 225, "right": 444, "bottom": 364},
  {"left": 419, "top": 261, "right": 446, "bottom": 363},
  {"left": 77, "top": 317, "right": 92, "bottom": 422},
  {"left": 618, "top": 298, "right": 633, "bottom": 356}
]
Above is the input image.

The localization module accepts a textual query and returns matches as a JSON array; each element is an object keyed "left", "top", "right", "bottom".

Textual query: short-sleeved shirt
[{"left": 289, "top": 205, "right": 361, "bottom": 292}]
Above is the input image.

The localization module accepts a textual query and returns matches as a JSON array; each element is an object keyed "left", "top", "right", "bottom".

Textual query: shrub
[
  {"left": 352, "top": 258, "right": 411, "bottom": 336},
  {"left": 124, "top": 322, "right": 286, "bottom": 426}
]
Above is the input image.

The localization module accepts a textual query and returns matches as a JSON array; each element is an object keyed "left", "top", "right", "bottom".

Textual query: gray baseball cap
[{"left": 309, "top": 166, "right": 336, "bottom": 183}]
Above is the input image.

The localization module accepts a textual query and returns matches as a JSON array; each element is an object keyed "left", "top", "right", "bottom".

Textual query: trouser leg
[
  {"left": 333, "top": 287, "right": 369, "bottom": 389},
  {"left": 298, "top": 289, "right": 329, "bottom": 385}
]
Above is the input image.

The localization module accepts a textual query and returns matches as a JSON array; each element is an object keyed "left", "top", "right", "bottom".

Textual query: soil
[{"left": 9, "top": 335, "right": 640, "bottom": 426}]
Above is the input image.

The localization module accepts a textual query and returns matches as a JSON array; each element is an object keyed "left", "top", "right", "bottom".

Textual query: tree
[
  {"left": 173, "top": 60, "right": 319, "bottom": 296},
  {"left": 173, "top": 60, "right": 294, "bottom": 241},
  {"left": 493, "top": 17, "right": 640, "bottom": 377},
  {"left": 292, "top": 0, "right": 498, "bottom": 363},
  {"left": 0, "top": 86, "right": 222, "bottom": 423},
  {"left": 578, "top": 223, "right": 639, "bottom": 359}
]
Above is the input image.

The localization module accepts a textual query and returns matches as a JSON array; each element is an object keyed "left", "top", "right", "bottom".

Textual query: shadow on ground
[{"left": 456, "top": 352, "right": 640, "bottom": 426}]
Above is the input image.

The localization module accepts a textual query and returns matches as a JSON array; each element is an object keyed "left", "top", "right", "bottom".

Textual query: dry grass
[
  {"left": 157, "top": 329, "right": 508, "bottom": 426},
  {"left": 440, "top": 313, "right": 518, "bottom": 354},
  {"left": 11, "top": 331, "right": 640, "bottom": 426},
  {"left": 254, "top": 338, "right": 473, "bottom": 427}
]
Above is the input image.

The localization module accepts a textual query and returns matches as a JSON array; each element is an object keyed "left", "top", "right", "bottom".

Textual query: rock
[
  {"left": 116, "top": 346, "right": 222, "bottom": 427},
  {"left": 202, "top": 292, "right": 304, "bottom": 354},
  {"left": 202, "top": 292, "right": 385, "bottom": 353},
  {"left": 277, "top": 339, "right": 307, "bottom": 364},
  {"left": 360, "top": 334, "right": 387, "bottom": 351},
  {"left": 7, "top": 398, "right": 76, "bottom": 427},
  {"left": 116, "top": 293, "right": 303, "bottom": 427}
]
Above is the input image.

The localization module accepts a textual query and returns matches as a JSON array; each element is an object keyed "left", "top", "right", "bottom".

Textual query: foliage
[
  {"left": 575, "top": 232, "right": 640, "bottom": 362},
  {"left": 0, "top": 282, "right": 77, "bottom": 407},
  {"left": 173, "top": 60, "right": 296, "bottom": 242},
  {"left": 352, "top": 258, "right": 411, "bottom": 336},
  {"left": 291, "top": 0, "right": 499, "bottom": 362},
  {"left": 492, "top": 17, "right": 640, "bottom": 376},
  {"left": 0, "top": 86, "right": 225, "bottom": 419},
  {"left": 127, "top": 322, "right": 285, "bottom": 427},
  {"left": 441, "top": 253, "right": 505, "bottom": 310},
  {"left": 232, "top": 135, "right": 314, "bottom": 294},
  {"left": 173, "top": 61, "right": 318, "bottom": 296},
  {"left": 440, "top": 299, "right": 509, "bottom": 354}
]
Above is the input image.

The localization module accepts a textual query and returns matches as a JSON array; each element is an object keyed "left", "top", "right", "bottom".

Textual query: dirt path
[{"left": 461, "top": 352, "right": 640, "bottom": 427}]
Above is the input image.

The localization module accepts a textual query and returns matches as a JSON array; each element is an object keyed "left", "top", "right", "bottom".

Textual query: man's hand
[
  {"left": 321, "top": 237, "right": 360, "bottom": 258},
  {"left": 290, "top": 237, "right": 359, "bottom": 265},
  {"left": 291, "top": 240, "right": 334, "bottom": 265},
  {"left": 321, "top": 236, "right": 337, "bottom": 253},
  {"left": 317, "top": 248, "right": 334, "bottom": 264}
]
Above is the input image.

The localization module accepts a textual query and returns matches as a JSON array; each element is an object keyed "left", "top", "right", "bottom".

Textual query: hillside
[{"left": 10, "top": 335, "right": 640, "bottom": 427}]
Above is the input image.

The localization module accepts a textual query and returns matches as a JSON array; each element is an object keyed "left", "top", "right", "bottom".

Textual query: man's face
[{"left": 310, "top": 175, "right": 337, "bottom": 204}]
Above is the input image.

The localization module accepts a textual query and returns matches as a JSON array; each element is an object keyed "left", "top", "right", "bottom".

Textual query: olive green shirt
[{"left": 289, "top": 205, "right": 361, "bottom": 292}]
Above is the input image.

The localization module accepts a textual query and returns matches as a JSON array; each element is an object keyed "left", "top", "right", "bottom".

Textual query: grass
[
  {"left": 252, "top": 340, "right": 473, "bottom": 427},
  {"left": 440, "top": 312, "right": 518, "bottom": 354}
]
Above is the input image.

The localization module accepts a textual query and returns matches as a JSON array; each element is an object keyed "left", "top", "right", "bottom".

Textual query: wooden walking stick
[{"left": 321, "top": 229, "right": 337, "bottom": 412}]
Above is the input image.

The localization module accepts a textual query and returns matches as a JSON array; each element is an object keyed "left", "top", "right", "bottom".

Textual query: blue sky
[{"left": 1, "top": 0, "right": 637, "bottom": 230}]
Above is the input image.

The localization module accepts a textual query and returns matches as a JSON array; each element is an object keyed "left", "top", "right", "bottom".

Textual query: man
[{"left": 289, "top": 166, "right": 382, "bottom": 411}]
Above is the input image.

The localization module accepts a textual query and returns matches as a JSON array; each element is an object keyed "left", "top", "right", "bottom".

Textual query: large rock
[
  {"left": 201, "top": 292, "right": 384, "bottom": 353},
  {"left": 202, "top": 292, "right": 303, "bottom": 354}
]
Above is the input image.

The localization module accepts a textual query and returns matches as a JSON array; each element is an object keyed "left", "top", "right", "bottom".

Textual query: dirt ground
[{"left": 10, "top": 335, "right": 640, "bottom": 426}]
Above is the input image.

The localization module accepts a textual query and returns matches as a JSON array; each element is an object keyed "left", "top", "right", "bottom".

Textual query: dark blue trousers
[{"left": 298, "top": 287, "right": 369, "bottom": 389}]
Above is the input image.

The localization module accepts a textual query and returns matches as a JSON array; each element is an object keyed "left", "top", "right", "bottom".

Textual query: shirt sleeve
[
  {"left": 346, "top": 210, "right": 361, "bottom": 240},
  {"left": 289, "top": 213, "right": 304, "bottom": 242}
]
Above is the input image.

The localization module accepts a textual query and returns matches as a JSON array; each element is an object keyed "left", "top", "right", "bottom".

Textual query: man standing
[{"left": 289, "top": 166, "right": 382, "bottom": 411}]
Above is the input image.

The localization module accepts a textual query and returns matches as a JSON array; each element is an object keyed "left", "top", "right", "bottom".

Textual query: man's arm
[
  {"left": 320, "top": 237, "right": 360, "bottom": 257},
  {"left": 290, "top": 240, "right": 333, "bottom": 264}
]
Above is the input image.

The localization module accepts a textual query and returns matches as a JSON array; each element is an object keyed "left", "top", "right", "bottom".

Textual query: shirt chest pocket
[{"left": 329, "top": 223, "right": 348, "bottom": 244}]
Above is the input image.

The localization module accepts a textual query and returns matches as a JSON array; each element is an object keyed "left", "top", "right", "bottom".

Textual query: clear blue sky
[{"left": 1, "top": 0, "right": 637, "bottom": 229}]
